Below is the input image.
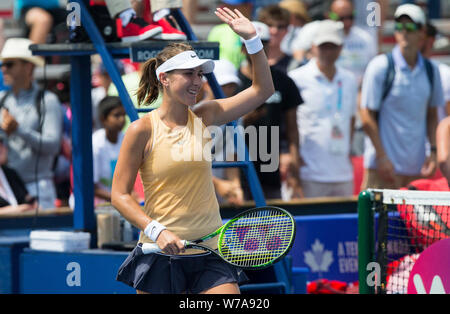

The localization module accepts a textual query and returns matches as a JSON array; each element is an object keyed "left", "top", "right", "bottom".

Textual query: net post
[{"left": 358, "top": 189, "right": 375, "bottom": 294}]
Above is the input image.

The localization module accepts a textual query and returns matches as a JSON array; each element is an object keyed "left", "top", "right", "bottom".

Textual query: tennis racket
[{"left": 141, "top": 206, "right": 296, "bottom": 270}]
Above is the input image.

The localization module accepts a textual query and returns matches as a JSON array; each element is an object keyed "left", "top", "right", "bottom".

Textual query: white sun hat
[
  {"left": 155, "top": 50, "right": 215, "bottom": 81},
  {"left": 0, "top": 38, "right": 44, "bottom": 67}
]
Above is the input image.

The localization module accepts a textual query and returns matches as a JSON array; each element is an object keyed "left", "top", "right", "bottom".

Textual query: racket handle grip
[{"left": 141, "top": 240, "right": 186, "bottom": 254}]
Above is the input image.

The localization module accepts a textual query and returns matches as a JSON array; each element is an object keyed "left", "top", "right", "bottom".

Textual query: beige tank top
[{"left": 138, "top": 109, "right": 222, "bottom": 253}]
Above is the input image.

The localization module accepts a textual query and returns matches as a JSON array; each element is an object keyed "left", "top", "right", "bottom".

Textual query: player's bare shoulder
[{"left": 123, "top": 113, "right": 153, "bottom": 158}]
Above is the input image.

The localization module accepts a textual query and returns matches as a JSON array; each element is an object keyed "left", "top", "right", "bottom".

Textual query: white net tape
[{"left": 369, "top": 189, "right": 450, "bottom": 206}]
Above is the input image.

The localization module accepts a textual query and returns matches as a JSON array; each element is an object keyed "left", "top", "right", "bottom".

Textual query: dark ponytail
[{"left": 137, "top": 58, "right": 159, "bottom": 106}]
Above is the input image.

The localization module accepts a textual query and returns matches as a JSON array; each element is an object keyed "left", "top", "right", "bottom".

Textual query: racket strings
[{"left": 219, "top": 209, "right": 295, "bottom": 268}]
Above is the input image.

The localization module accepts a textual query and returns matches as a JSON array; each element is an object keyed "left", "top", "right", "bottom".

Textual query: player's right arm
[{"left": 111, "top": 118, "right": 151, "bottom": 231}]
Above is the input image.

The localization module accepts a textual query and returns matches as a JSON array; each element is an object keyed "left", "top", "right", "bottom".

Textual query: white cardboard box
[{"left": 30, "top": 230, "right": 91, "bottom": 252}]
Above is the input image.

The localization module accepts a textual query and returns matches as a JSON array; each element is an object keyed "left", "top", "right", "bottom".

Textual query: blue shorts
[{"left": 116, "top": 243, "right": 248, "bottom": 294}]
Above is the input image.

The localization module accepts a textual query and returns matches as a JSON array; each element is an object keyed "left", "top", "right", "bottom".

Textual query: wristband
[
  {"left": 430, "top": 145, "right": 437, "bottom": 153},
  {"left": 144, "top": 220, "right": 167, "bottom": 242},
  {"left": 242, "top": 34, "right": 263, "bottom": 55}
]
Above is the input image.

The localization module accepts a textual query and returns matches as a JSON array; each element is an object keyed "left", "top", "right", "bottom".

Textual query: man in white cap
[
  {"left": 288, "top": 19, "right": 358, "bottom": 198},
  {"left": 0, "top": 38, "right": 62, "bottom": 210},
  {"left": 360, "top": 3, "right": 445, "bottom": 190}
]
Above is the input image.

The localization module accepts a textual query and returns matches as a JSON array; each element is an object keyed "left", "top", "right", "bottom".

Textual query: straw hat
[
  {"left": 0, "top": 38, "right": 44, "bottom": 67},
  {"left": 279, "top": 0, "right": 311, "bottom": 23}
]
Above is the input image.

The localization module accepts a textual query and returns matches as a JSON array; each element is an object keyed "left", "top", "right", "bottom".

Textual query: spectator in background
[
  {"left": 238, "top": 21, "right": 303, "bottom": 200},
  {"left": 329, "top": 0, "right": 378, "bottom": 87},
  {"left": 0, "top": 38, "right": 63, "bottom": 209},
  {"left": 15, "top": 0, "right": 67, "bottom": 44},
  {"left": 421, "top": 22, "right": 450, "bottom": 120},
  {"left": 91, "top": 60, "right": 125, "bottom": 131},
  {"left": 0, "top": 131, "right": 38, "bottom": 215},
  {"left": 360, "top": 4, "right": 445, "bottom": 190},
  {"left": 279, "top": 0, "right": 310, "bottom": 58},
  {"left": 257, "top": 4, "right": 300, "bottom": 73},
  {"left": 92, "top": 96, "right": 127, "bottom": 206},
  {"left": 301, "top": 0, "right": 333, "bottom": 20},
  {"left": 289, "top": 20, "right": 357, "bottom": 198},
  {"left": 352, "top": 0, "right": 389, "bottom": 53},
  {"left": 328, "top": 0, "right": 378, "bottom": 158}
]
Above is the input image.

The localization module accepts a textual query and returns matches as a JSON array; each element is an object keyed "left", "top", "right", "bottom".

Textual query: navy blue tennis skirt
[{"left": 116, "top": 243, "right": 248, "bottom": 294}]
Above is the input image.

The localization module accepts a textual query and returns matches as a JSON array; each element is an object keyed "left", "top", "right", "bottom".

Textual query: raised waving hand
[{"left": 215, "top": 7, "right": 256, "bottom": 41}]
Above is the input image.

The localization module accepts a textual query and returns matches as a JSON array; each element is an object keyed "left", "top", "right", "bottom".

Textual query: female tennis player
[{"left": 111, "top": 7, "right": 275, "bottom": 294}]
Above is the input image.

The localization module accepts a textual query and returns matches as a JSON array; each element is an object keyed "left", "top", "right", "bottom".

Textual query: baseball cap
[
  {"left": 394, "top": 4, "right": 426, "bottom": 26},
  {"left": 213, "top": 59, "right": 241, "bottom": 86},
  {"left": 312, "top": 20, "right": 344, "bottom": 46},
  {"left": 155, "top": 50, "right": 215, "bottom": 81},
  {"left": 293, "top": 20, "right": 321, "bottom": 51}
]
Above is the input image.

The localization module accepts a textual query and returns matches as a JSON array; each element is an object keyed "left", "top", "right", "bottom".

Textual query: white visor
[{"left": 155, "top": 50, "right": 215, "bottom": 81}]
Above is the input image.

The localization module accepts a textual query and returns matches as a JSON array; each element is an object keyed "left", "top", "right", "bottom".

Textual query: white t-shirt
[
  {"left": 92, "top": 128, "right": 124, "bottom": 205},
  {"left": 337, "top": 26, "right": 378, "bottom": 86},
  {"left": 288, "top": 59, "right": 358, "bottom": 182}
]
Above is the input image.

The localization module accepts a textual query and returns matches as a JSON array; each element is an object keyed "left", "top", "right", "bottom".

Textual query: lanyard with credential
[
  {"left": 330, "top": 80, "right": 346, "bottom": 154},
  {"left": 337, "top": 80, "right": 343, "bottom": 112}
]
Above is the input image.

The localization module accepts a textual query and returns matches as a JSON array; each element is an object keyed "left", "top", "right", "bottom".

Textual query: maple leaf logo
[{"left": 304, "top": 239, "right": 334, "bottom": 273}]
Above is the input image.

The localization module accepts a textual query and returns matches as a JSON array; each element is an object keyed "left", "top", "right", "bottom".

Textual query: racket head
[{"left": 216, "top": 206, "right": 296, "bottom": 270}]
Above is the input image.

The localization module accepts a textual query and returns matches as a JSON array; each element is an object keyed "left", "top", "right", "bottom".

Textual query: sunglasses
[
  {"left": 394, "top": 22, "right": 420, "bottom": 32},
  {"left": 329, "top": 11, "right": 354, "bottom": 21},
  {"left": 0, "top": 60, "right": 23, "bottom": 69}
]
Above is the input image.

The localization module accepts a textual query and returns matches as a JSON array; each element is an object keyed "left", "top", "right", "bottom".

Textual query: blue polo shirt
[{"left": 361, "top": 45, "right": 445, "bottom": 175}]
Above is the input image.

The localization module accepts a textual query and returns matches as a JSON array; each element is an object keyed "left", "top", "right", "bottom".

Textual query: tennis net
[{"left": 358, "top": 189, "right": 450, "bottom": 294}]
